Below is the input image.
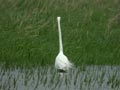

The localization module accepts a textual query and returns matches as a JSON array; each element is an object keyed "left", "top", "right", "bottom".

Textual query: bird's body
[
  {"left": 55, "top": 17, "right": 73, "bottom": 72},
  {"left": 55, "top": 51, "right": 72, "bottom": 72}
]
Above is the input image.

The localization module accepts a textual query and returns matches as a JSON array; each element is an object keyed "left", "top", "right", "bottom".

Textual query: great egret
[{"left": 55, "top": 17, "right": 73, "bottom": 73}]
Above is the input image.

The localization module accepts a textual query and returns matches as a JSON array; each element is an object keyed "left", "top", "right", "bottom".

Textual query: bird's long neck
[{"left": 57, "top": 18, "right": 63, "bottom": 53}]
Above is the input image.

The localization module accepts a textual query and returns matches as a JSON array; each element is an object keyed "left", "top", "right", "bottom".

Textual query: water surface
[{"left": 0, "top": 66, "right": 120, "bottom": 90}]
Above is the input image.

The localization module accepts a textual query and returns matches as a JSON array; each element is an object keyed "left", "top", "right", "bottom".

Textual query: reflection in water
[{"left": 0, "top": 66, "right": 120, "bottom": 90}]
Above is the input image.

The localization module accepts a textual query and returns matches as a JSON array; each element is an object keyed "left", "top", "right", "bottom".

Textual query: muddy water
[{"left": 0, "top": 66, "right": 120, "bottom": 90}]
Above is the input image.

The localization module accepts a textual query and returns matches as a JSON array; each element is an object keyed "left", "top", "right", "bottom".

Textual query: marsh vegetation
[
  {"left": 0, "top": 0, "right": 120, "bottom": 66},
  {"left": 0, "top": 0, "right": 120, "bottom": 89}
]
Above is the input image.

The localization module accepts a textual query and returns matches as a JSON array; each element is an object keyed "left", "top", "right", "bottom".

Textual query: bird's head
[{"left": 57, "top": 16, "right": 61, "bottom": 21}]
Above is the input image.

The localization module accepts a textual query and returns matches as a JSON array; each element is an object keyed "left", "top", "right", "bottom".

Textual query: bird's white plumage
[
  {"left": 55, "top": 52, "right": 72, "bottom": 71},
  {"left": 55, "top": 16, "right": 73, "bottom": 72}
]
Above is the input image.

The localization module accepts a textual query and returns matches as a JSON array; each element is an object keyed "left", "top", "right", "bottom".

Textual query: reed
[{"left": 0, "top": 0, "right": 120, "bottom": 67}]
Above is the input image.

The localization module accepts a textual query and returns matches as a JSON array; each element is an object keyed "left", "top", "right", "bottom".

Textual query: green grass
[{"left": 0, "top": 0, "right": 120, "bottom": 67}]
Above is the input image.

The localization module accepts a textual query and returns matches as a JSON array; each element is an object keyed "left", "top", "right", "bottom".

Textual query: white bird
[{"left": 55, "top": 17, "right": 73, "bottom": 73}]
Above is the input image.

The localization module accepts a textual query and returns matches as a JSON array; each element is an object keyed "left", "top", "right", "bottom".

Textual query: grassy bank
[{"left": 0, "top": 0, "right": 120, "bottom": 67}]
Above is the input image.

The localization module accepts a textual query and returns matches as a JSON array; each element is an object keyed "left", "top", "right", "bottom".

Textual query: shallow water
[{"left": 0, "top": 66, "right": 120, "bottom": 90}]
